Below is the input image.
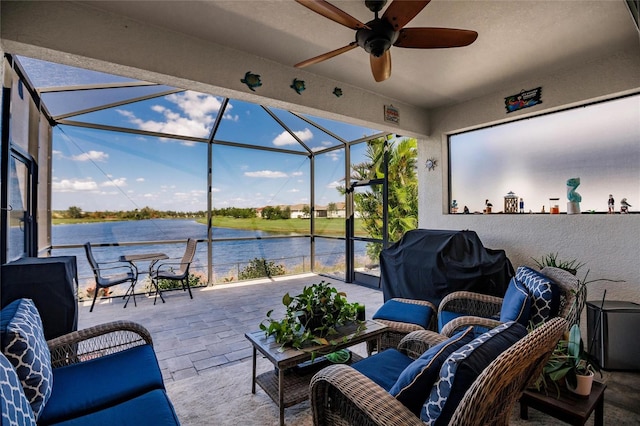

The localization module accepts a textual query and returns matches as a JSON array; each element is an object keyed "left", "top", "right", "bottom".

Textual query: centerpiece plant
[{"left": 260, "top": 281, "right": 364, "bottom": 352}]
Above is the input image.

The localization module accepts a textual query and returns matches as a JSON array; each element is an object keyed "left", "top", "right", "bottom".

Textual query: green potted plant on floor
[
  {"left": 536, "top": 323, "right": 601, "bottom": 397},
  {"left": 260, "top": 281, "right": 364, "bottom": 352}
]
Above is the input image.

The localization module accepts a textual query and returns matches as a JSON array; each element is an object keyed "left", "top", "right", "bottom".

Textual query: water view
[{"left": 51, "top": 219, "right": 364, "bottom": 297}]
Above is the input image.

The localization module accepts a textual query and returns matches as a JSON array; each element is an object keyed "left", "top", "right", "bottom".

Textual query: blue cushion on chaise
[
  {"left": 39, "top": 344, "right": 165, "bottom": 424},
  {"left": 48, "top": 389, "right": 179, "bottom": 426}
]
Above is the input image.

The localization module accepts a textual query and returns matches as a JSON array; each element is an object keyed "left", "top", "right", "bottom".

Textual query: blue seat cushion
[
  {"left": 0, "top": 298, "right": 53, "bottom": 420},
  {"left": 351, "top": 349, "right": 413, "bottom": 392},
  {"left": 437, "top": 310, "right": 466, "bottom": 332},
  {"left": 389, "top": 327, "right": 475, "bottom": 416},
  {"left": 48, "top": 389, "right": 179, "bottom": 426},
  {"left": 422, "top": 321, "right": 527, "bottom": 425},
  {"left": 516, "top": 266, "right": 560, "bottom": 325},
  {"left": 499, "top": 277, "right": 531, "bottom": 326},
  {"left": 0, "top": 351, "right": 37, "bottom": 425},
  {"left": 373, "top": 300, "right": 433, "bottom": 329},
  {"left": 39, "top": 345, "right": 165, "bottom": 424}
]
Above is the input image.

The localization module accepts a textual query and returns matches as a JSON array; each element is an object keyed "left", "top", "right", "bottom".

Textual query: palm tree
[{"left": 341, "top": 137, "right": 418, "bottom": 260}]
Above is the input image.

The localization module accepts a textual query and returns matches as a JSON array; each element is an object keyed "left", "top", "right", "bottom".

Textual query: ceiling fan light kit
[{"left": 294, "top": 0, "right": 478, "bottom": 82}]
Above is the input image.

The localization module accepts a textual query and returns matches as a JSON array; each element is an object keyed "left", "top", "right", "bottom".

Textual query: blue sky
[{"left": 18, "top": 57, "right": 380, "bottom": 212}]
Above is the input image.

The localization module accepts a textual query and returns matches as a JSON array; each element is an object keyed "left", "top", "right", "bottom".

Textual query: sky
[{"left": 17, "top": 57, "right": 381, "bottom": 212}]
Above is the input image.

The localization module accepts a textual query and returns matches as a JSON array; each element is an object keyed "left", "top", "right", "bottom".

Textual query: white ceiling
[{"left": 80, "top": 0, "right": 639, "bottom": 110}]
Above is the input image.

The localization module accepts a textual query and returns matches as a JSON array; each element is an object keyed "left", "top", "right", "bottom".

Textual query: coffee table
[
  {"left": 245, "top": 319, "right": 387, "bottom": 425},
  {"left": 519, "top": 381, "right": 606, "bottom": 425}
]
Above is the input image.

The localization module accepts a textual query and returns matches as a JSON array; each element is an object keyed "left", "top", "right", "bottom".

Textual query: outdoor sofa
[{"left": 1, "top": 298, "right": 180, "bottom": 425}]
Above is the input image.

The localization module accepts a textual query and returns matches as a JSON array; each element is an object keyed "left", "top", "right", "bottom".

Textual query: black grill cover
[{"left": 380, "top": 229, "right": 513, "bottom": 305}]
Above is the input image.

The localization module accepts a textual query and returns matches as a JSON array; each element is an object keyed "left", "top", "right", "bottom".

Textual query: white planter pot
[{"left": 567, "top": 371, "right": 594, "bottom": 397}]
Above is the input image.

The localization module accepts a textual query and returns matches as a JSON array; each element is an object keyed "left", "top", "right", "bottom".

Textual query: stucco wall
[{"left": 419, "top": 47, "right": 640, "bottom": 305}]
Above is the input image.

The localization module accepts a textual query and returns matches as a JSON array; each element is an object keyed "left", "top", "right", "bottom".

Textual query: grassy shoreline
[{"left": 53, "top": 216, "right": 355, "bottom": 236}]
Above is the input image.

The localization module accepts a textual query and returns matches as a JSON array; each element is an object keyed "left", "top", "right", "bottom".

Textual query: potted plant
[
  {"left": 537, "top": 324, "right": 601, "bottom": 397},
  {"left": 259, "top": 281, "right": 363, "bottom": 352}
]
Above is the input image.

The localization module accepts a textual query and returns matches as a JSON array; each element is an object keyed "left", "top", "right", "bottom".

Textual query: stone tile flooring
[
  {"left": 77, "top": 273, "right": 384, "bottom": 383},
  {"left": 77, "top": 272, "right": 640, "bottom": 419}
]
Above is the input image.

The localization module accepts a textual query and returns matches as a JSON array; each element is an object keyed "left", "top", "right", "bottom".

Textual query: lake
[{"left": 51, "top": 219, "right": 361, "bottom": 291}]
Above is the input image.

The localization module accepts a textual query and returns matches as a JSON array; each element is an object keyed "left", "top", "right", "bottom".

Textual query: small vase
[{"left": 567, "top": 371, "right": 594, "bottom": 397}]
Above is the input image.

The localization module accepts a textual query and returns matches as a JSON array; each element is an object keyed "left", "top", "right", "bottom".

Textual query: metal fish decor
[
  {"left": 290, "top": 78, "right": 306, "bottom": 95},
  {"left": 333, "top": 87, "right": 343, "bottom": 97},
  {"left": 241, "top": 72, "right": 262, "bottom": 91}
]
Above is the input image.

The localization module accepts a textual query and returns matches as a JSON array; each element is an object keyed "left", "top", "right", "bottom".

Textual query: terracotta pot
[{"left": 567, "top": 371, "right": 594, "bottom": 397}]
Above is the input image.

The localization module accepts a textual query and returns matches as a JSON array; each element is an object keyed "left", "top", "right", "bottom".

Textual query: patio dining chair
[
  {"left": 84, "top": 242, "right": 138, "bottom": 312},
  {"left": 149, "top": 238, "right": 197, "bottom": 304}
]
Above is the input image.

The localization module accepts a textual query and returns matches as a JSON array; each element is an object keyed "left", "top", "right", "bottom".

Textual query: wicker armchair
[
  {"left": 440, "top": 266, "right": 580, "bottom": 336},
  {"left": 310, "top": 317, "right": 567, "bottom": 426},
  {"left": 47, "top": 320, "right": 153, "bottom": 368}
]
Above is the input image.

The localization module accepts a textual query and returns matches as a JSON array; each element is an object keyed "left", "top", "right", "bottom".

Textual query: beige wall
[{"left": 419, "top": 47, "right": 640, "bottom": 304}]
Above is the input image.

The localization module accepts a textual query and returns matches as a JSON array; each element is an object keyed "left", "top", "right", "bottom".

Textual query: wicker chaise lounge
[{"left": 310, "top": 317, "right": 567, "bottom": 425}]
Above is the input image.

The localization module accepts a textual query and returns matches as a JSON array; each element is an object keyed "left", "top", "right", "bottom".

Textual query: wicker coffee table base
[{"left": 255, "top": 353, "right": 364, "bottom": 416}]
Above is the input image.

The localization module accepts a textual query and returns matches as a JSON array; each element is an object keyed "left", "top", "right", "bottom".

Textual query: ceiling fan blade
[
  {"left": 394, "top": 28, "right": 478, "bottom": 48},
  {"left": 370, "top": 51, "right": 391, "bottom": 82},
  {"left": 295, "top": 0, "right": 368, "bottom": 30},
  {"left": 295, "top": 42, "right": 358, "bottom": 68},
  {"left": 382, "top": 0, "right": 431, "bottom": 30}
]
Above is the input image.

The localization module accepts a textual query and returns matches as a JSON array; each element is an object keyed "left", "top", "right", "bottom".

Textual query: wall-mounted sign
[
  {"left": 505, "top": 87, "right": 542, "bottom": 113},
  {"left": 384, "top": 104, "right": 399, "bottom": 124}
]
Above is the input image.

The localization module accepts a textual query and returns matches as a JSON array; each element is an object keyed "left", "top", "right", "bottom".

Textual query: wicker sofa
[
  {"left": 310, "top": 317, "right": 566, "bottom": 425},
  {"left": 0, "top": 298, "right": 179, "bottom": 425}
]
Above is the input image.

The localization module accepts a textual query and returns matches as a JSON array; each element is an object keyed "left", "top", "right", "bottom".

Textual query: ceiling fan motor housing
[{"left": 356, "top": 19, "right": 399, "bottom": 57}]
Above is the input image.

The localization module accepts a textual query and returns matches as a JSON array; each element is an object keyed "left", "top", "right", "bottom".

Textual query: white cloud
[
  {"left": 71, "top": 150, "right": 108, "bottom": 162},
  {"left": 116, "top": 91, "right": 224, "bottom": 138},
  {"left": 101, "top": 178, "right": 127, "bottom": 187},
  {"left": 136, "top": 178, "right": 145, "bottom": 182},
  {"left": 212, "top": 187, "right": 221, "bottom": 193},
  {"left": 327, "top": 180, "right": 343, "bottom": 189},
  {"left": 52, "top": 178, "right": 99, "bottom": 192},
  {"left": 288, "top": 189, "right": 300, "bottom": 193},
  {"left": 244, "top": 170, "right": 288, "bottom": 178},
  {"left": 273, "top": 128, "right": 313, "bottom": 146},
  {"left": 291, "top": 171, "right": 303, "bottom": 177}
]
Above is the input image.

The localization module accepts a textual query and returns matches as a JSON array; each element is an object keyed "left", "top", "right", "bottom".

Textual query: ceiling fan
[{"left": 294, "top": 0, "right": 478, "bottom": 82}]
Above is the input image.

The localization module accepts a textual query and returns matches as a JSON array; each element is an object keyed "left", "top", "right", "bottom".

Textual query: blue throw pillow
[
  {"left": 421, "top": 321, "right": 527, "bottom": 425},
  {"left": 373, "top": 300, "right": 433, "bottom": 329},
  {"left": 390, "top": 327, "right": 475, "bottom": 416},
  {"left": 516, "top": 266, "right": 560, "bottom": 326},
  {"left": 0, "top": 351, "right": 37, "bottom": 426},
  {"left": 499, "top": 277, "right": 531, "bottom": 326},
  {"left": 0, "top": 299, "right": 53, "bottom": 420}
]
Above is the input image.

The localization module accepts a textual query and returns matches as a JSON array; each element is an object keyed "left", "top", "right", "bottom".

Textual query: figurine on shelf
[
  {"left": 519, "top": 198, "right": 525, "bottom": 213},
  {"left": 608, "top": 194, "right": 615, "bottom": 214},
  {"left": 463, "top": 206, "right": 469, "bottom": 214},
  {"left": 451, "top": 199, "right": 458, "bottom": 214},
  {"left": 485, "top": 199, "right": 493, "bottom": 214},
  {"left": 620, "top": 198, "right": 631, "bottom": 214},
  {"left": 566, "top": 177, "right": 582, "bottom": 215}
]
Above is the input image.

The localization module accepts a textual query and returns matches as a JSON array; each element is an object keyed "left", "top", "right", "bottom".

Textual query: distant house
[{"left": 257, "top": 203, "right": 349, "bottom": 219}]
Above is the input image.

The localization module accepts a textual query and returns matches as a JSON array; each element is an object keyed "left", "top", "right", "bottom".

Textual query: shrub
[{"left": 239, "top": 257, "right": 286, "bottom": 280}]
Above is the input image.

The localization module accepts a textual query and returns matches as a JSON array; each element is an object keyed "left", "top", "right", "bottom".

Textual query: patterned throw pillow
[
  {"left": 0, "top": 299, "right": 53, "bottom": 420},
  {"left": 0, "top": 351, "right": 37, "bottom": 426},
  {"left": 516, "top": 266, "right": 560, "bottom": 326},
  {"left": 421, "top": 321, "right": 527, "bottom": 425},
  {"left": 390, "top": 327, "right": 475, "bottom": 416}
]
